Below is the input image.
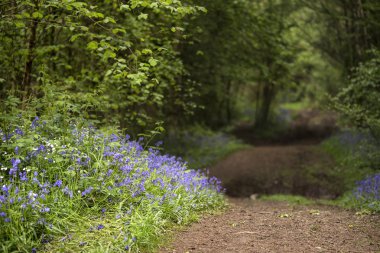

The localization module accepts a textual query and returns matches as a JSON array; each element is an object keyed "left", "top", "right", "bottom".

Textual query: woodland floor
[
  {"left": 160, "top": 110, "right": 380, "bottom": 253},
  {"left": 161, "top": 198, "right": 380, "bottom": 253}
]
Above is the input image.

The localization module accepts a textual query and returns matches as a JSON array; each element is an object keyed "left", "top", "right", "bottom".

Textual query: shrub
[
  {"left": 333, "top": 49, "right": 380, "bottom": 139},
  {"left": 0, "top": 117, "right": 224, "bottom": 252}
]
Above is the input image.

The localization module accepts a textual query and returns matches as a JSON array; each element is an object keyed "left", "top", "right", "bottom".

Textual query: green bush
[{"left": 333, "top": 49, "right": 380, "bottom": 139}]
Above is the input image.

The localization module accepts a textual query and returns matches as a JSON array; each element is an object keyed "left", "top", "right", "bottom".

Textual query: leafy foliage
[
  {"left": 0, "top": 0, "right": 205, "bottom": 131},
  {"left": 333, "top": 50, "right": 380, "bottom": 138}
]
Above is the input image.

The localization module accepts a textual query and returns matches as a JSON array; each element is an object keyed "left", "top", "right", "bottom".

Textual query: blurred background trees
[{"left": 1, "top": 0, "right": 380, "bottom": 137}]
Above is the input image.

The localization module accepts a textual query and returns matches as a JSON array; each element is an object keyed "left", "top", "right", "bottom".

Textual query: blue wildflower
[
  {"left": 53, "top": 180, "right": 62, "bottom": 188},
  {"left": 31, "top": 116, "right": 39, "bottom": 129},
  {"left": 81, "top": 186, "right": 93, "bottom": 197},
  {"left": 15, "top": 127, "right": 23, "bottom": 136}
]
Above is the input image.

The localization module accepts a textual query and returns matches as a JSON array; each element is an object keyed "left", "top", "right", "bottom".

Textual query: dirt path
[
  {"left": 209, "top": 144, "right": 335, "bottom": 198},
  {"left": 160, "top": 144, "right": 380, "bottom": 252},
  {"left": 161, "top": 198, "right": 380, "bottom": 253}
]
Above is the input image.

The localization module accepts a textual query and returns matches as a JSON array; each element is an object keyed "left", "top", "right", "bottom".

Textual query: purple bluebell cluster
[
  {"left": 354, "top": 173, "right": 380, "bottom": 201},
  {"left": 353, "top": 173, "right": 380, "bottom": 212},
  {"left": 0, "top": 117, "right": 224, "bottom": 250},
  {"left": 335, "top": 130, "right": 379, "bottom": 154}
]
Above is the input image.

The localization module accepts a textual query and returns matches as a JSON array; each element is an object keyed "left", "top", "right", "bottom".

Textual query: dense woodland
[
  {"left": 1, "top": 0, "right": 380, "bottom": 133},
  {"left": 1, "top": 0, "right": 380, "bottom": 252}
]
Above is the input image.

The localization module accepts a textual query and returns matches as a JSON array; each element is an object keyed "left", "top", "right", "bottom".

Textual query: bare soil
[
  {"left": 161, "top": 198, "right": 380, "bottom": 253},
  {"left": 210, "top": 145, "right": 338, "bottom": 198}
]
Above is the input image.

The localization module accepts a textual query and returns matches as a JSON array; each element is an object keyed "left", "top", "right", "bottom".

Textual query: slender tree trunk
[
  {"left": 22, "top": 1, "right": 39, "bottom": 100},
  {"left": 258, "top": 82, "right": 274, "bottom": 127},
  {"left": 225, "top": 79, "right": 232, "bottom": 124}
]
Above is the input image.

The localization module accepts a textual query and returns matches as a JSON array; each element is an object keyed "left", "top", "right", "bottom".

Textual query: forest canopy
[{"left": 1, "top": 0, "right": 380, "bottom": 135}]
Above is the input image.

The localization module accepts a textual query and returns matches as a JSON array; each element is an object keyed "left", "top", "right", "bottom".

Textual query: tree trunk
[
  {"left": 258, "top": 82, "right": 274, "bottom": 127},
  {"left": 22, "top": 1, "right": 39, "bottom": 100}
]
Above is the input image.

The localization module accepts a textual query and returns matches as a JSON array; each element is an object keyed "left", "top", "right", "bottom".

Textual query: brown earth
[
  {"left": 161, "top": 198, "right": 380, "bottom": 253},
  {"left": 160, "top": 110, "right": 380, "bottom": 253},
  {"left": 209, "top": 145, "right": 338, "bottom": 198}
]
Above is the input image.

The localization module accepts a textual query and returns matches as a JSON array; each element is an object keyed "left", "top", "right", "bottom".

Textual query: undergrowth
[
  {"left": 164, "top": 125, "right": 247, "bottom": 169},
  {"left": 321, "top": 130, "right": 380, "bottom": 212},
  {"left": 0, "top": 116, "right": 225, "bottom": 252}
]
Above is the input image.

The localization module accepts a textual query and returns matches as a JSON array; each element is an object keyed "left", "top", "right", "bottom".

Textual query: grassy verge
[
  {"left": 259, "top": 194, "right": 315, "bottom": 205},
  {"left": 0, "top": 117, "right": 225, "bottom": 252}
]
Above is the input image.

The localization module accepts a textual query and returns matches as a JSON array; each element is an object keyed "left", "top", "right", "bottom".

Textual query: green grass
[
  {"left": 280, "top": 101, "right": 311, "bottom": 111},
  {"left": 259, "top": 194, "right": 315, "bottom": 205}
]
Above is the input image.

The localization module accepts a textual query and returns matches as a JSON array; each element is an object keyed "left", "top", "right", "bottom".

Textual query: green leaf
[
  {"left": 104, "top": 17, "right": 116, "bottom": 24},
  {"left": 32, "top": 11, "right": 43, "bottom": 19},
  {"left": 171, "top": 27, "right": 176, "bottom": 32},
  {"left": 149, "top": 58, "right": 158, "bottom": 67},
  {"left": 15, "top": 21, "right": 25, "bottom": 28},
  {"left": 87, "top": 41, "right": 98, "bottom": 50},
  {"left": 69, "top": 34, "right": 83, "bottom": 42},
  {"left": 138, "top": 13, "right": 148, "bottom": 20},
  {"left": 120, "top": 4, "right": 130, "bottom": 11},
  {"left": 112, "top": 28, "right": 126, "bottom": 35},
  {"left": 142, "top": 49, "right": 152, "bottom": 55},
  {"left": 103, "top": 50, "right": 116, "bottom": 61}
]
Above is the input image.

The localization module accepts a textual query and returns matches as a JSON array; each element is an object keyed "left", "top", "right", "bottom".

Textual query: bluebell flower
[
  {"left": 53, "top": 180, "right": 62, "bottom": 188},
  {"left": 1, "top": 184, "right": 9, "bottom": 194},
  {"left": 9, "top": 158, "right": 21, "bottom": 176},
  {"left": 97, "top": 224, "right": 105, "bottom": 230},
  {"left": 31, "top": 116, "right": 39, "bottom": 129},
  {"left": 15, "top": 127, "right": 23, "bottom": 136},
  {"left": 40, "top": 207, "right": 50, "bottom": 213},
  {"left": 81, "top": 186, "right": 93, "bottom": 197},
  {"left": 19, "top": 172, "right": 28, "bottom": 181}
]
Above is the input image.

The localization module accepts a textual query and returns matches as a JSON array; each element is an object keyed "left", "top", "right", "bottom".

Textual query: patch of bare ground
[
  {"left": 160, "top": 198, "right": 380, "bottom": 253},
  {"left": 210, "top": 145, "right": 338, "bottom": 198}
]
